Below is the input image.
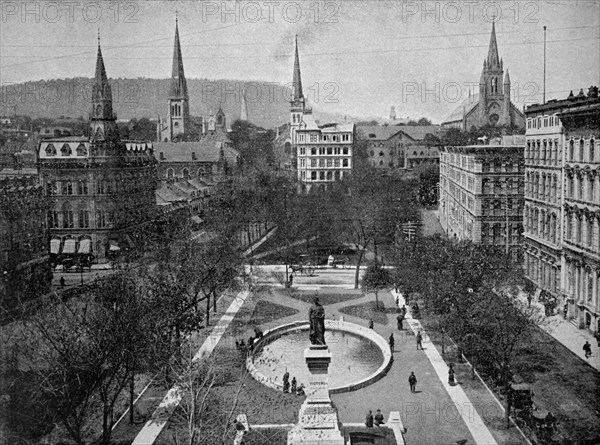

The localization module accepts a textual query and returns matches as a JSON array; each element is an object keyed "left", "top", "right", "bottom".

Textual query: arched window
[
  {"left": 166, "top": 168, "right": 174, "bottom": 180},
  {"left": 96, "top": 104, "right": 102, "bottom": 116},
  {"left": 182, "top": 168, "right": 189, "bottom": 179},
  {"left": 579, "top": 139, "right": 585, "bottom": 162},
  {"left": 590, "top": 139, "right": 595, "bottom": 162},
  {"left": 569, "top": 139, "right": 574, "bottom": 161},
  {"left": 379, "top": 151, "right": 384, "bottom": 157},
  {"left": 62, "top": 202, "right": 74, "bottom": 229}
]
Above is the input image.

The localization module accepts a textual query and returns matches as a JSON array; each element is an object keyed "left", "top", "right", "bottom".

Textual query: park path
[
  {"left": 393, "top": 291, "right": 498, "bottom": 445},
  {"left": 258, "top": 281, "right": 479, "bottom": 444},
  {"left": 130, "top": 290, "right": 250, "bottom": 445}
]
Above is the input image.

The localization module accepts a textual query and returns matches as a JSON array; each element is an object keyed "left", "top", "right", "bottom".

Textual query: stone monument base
[{"left": 287, "top": 345, "right": 345, "bottom": 445}]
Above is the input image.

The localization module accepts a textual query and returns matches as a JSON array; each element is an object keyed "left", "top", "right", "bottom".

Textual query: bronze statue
[{"left": 309, "top": 297, "right": 326, "bottom": 345}]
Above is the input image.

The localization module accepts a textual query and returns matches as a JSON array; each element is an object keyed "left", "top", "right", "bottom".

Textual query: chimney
[
  {"left": 192, "top": 152, "right": 197, "bottom": 160},
  {"left": 160, "top": 152, "right": 165, "bottom": 160}
]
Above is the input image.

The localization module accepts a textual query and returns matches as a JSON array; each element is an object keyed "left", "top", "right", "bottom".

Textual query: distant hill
[{"left": 0, "top": 78, "right": 351, "bottom": 130}]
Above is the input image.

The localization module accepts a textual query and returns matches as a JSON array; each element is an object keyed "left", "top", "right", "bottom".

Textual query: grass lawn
[
  {"left": 421, "top": 316, "right": 600, "bottom": 445},
  {"left": 339, "top": 299, "right": 392, "bottom": 326},
  {"left": 157, "top": 290, "right": 306, "bottom": 445},
  {"left": 281, "top": 288, "right": 363, "bottom": 306}
]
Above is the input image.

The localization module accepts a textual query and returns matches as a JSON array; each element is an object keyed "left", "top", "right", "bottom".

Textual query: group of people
[
  {"left": 282, "top": 371, "right": 305, "bottom": 395},
  {"left": 235, "top": 328, "right": 264, "bottom": 355},
  {"left": 365, "top": 409, "right": 386, "bottom": 427}
]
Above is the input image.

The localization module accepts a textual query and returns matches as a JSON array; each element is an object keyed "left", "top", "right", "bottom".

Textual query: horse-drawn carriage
[
  {"left": 60, "top": 256, "right": 94, "bottom": 273},
  {"left": 290, "top": 254, "right": 316, "bottom": 277}
]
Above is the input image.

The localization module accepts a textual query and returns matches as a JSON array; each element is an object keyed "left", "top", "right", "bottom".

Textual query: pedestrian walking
[
  {"left": 389, "top": 333, "right": 395, "bottom": 351},
  {"left": 288, "top": 274, "right": 293, "bottom": 288},
  {"left": 401, "top": 304, "right": 406, "bottom": 316},
  {"left": 448, "top": 363, "right": 455, "bottom": 386},
  {"left": 60, "top": 276, "right": 65, "bottom": 288},
  {"left": 416, "top": 330, "right": 423, "bottom": 350},
  {"left": 563, "top": 304, "right": 568, "bottom": 320},
  {"left": 374, "top": 409, "right": 385, "bottom": 426},
  {"left": 369, "top": 319, "right": 374, "bottom": 329},
  {"left": 396, "top": 313, "right": 404, "bottom": 330},
  {"left": 365, "top": 410, "right": 374, "bottom": 428},
  {"left": 527, "top": 294, "right": 532, "bottom": 307},
  {"left": 395, "top": 296, "right": 399, "bottom": 307},
  {"left": 291, "top": 377, "right": 297, "bottom": 394},
  {"left": 583, "top": 341, "right": 592, "bottom": 358},
  {"left": 408, "top": 372, "right": 417, "bottom": 393}
]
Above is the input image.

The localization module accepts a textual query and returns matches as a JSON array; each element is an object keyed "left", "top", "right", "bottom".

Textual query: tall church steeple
[
  {"left": 90, "top": 32, "right": 117, "bottom": 141},
  {"left": 486, "top": 20, "right": 500, "bottom": 69},
  {"left": 290, "top": 35, "right": 306, "bottom": 145},
  {"left": 240, "top": 88, "right": 248, "bottom": 121},
  {"left": 292, "top": 35, "right": 304, "bottom": 105},
  {"left": 162, "top": 15, "right": 189, "bottom": 142}
]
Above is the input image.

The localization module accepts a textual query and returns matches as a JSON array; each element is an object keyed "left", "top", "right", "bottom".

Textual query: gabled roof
[
  {"left": 154, "top": 141, "right": 223, "bottom": 163},
  {"left": 442, "top": 94, "right": 480, "bottom": 124},
  {"left": 398, "top": 125, "right": 444, "bottom": 141},
  {"left": 357, "top": 126, "right": 402, "bottom": 141}
]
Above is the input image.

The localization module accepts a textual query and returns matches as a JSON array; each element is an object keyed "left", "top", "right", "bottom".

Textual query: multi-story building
[
  {"left": 358, "top": 125, "right": 444, "bottom": 169},
  {"left": 296, "top": 121, "right": 354, "bottom": 193},
  {"left": 0, "top": 175, "right": 51, "bottom": 308},
  {"left": 38, "top": 39, "right": 157, "bottom": 263},
  {"left": 291, "top": 37, "right": 354, "bottom": 192},
  {"left": 439, "top": 137, "right": 525, "bottom": 259},
  {"left": 524, "top": 87, "right": 600, "bottom": 333},
  {"left": 441, "top": 22, "right": 525, "bottom": 131},
  {"left": 153, "top": 19, "right": 239, "bottom": 221}
]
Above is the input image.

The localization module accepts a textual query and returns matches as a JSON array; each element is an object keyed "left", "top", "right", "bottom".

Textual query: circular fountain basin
[{"left": 247, "top": 320, "right": 392, "bottom": 393}]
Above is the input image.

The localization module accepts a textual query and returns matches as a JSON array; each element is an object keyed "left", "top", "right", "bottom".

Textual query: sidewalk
[{"left": 516, "top": 290, "right": 600, "bottom": 371}]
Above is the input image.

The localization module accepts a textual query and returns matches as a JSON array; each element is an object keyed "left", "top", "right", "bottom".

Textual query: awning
[
  {"left": 191, "top": 215, "right": 204, "bottom": 225},
  {"left": 50, "top": 239, "right": 61, "bottom": 254},
  {"left": 62, "top": 239, "right": 76, "bottom": 254},
  {"left": 109, "top": 241, "right": 120, "bottom": 251},
  {"left": 78, "top": 239, "right": 91, "bottom": 254}
]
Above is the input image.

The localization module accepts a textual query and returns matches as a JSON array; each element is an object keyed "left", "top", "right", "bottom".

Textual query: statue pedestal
[{"left": 287, "top": 345, "right": 345, "bottom": 445}]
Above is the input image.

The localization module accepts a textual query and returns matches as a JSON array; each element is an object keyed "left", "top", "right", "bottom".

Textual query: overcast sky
[{"left": 1, "top": 0, "right": 599, "bottom": 123}]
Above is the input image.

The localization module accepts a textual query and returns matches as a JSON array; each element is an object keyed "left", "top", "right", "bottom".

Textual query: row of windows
[
  {"left": 564, "top": 261, "right": 599, "bottom": 304},
  {"left": 48, "top": 210, "right": 112, "bottom": 229},
  {"left": 525, "top": 138, "right": 562, "bottom": 166},
  {"left": 526, "top": 172, "right": 559, "bottom": 203},
  {"left": 527, "top": 115, "right": 560, "bottom": 129},
  {"left": 524, "top": 254, "right": 560, "bottom": 294},
  {"left": 46, "top": 175, "right": 153, "bottom": 196},
  {"left": 299, "top": 146, "right": 350, "bottom": 156},
  {"left": 566, "top": 138, "right": 596, "bottom": 164},
  {"left": 564, "top": 212, "right": 599, "bottom": 252},
  {"left": 565, "top": 173, "right": 598, "bottom": 204},
  {"left": 441, "top": 152, "right": 475, "bottom": 170},
  {"left": 300, "top": 170, "right": 345, "bottom": 182},
  {"left": 45, "top": 143, "right": 88, "bottom": 157},
  {"left": 298, "top": 133, "right": 351, "bottom": 143},
  {"left": 299, "top": 158, "right": 350, "bottom": 168},
  {"left": 525, "top": 207, "right": 559, "bottom": 245},
  {"left": 165, "top": 167, "right": 213, "bottom": 180}
]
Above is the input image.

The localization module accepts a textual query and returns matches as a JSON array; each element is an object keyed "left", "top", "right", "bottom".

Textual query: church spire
[
  {"left": 486, "top": 20, "right": 500, "bottom": 69},
  {"left": 292, "top": 35, "right": 303, "bottom": 102},
  {"left": 90, "top": 31, "right": 117, "bottom": 141},
  {"left": 169, "top": 16, "right": 188, "bottom": 99},
  {"left": 240, "top": 87, "right": 248, "bottom": 121}
]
